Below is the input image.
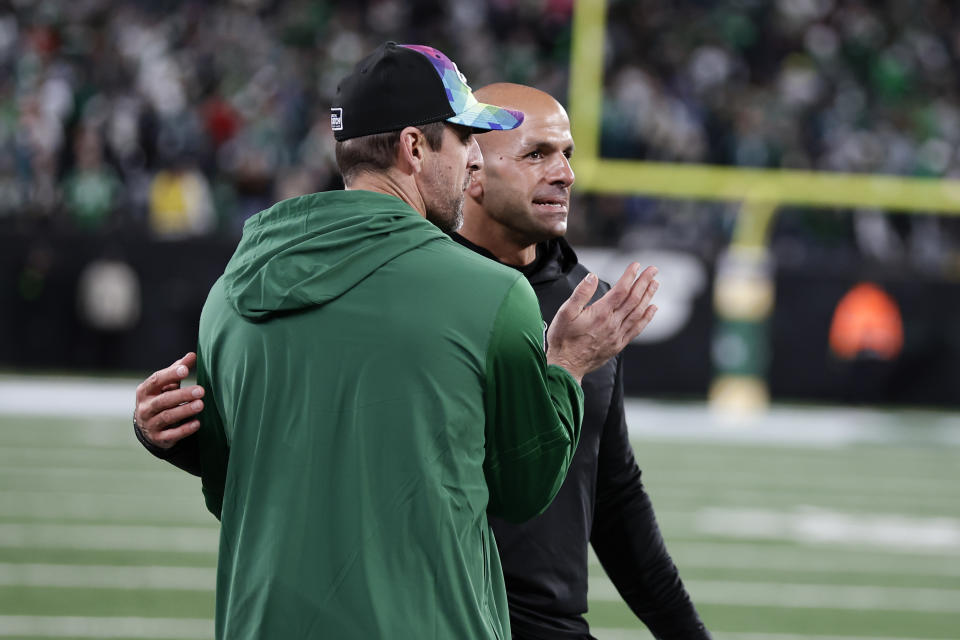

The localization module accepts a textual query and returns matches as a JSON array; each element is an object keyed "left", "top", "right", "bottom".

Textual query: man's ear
[
  {"left": 397, "top": 126, "right": 427, "bottom": 175},
  {"left": 466, "top": 168, "right": 485, "bottom": 202}
]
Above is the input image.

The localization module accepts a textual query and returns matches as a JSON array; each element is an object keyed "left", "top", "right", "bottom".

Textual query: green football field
[{"left": 0, "top": 379, "right": 958, "bottom": 639}]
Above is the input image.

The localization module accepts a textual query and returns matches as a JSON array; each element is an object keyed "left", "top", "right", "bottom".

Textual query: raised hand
[{"left": 546, "top": 264, "right": 659, "bottom": 383}]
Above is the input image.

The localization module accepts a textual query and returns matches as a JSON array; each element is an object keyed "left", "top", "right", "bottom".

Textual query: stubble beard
[
  {"left": 425, "top": 191, "right": 464, "bottom": 234},
  {"left": 424, "top": 169, "right": 468, "bottom": 233}
]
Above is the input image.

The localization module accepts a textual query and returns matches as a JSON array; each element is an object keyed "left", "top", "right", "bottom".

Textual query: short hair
[{"left": 335, "top": 121, "right": 446, "bottom": 184}]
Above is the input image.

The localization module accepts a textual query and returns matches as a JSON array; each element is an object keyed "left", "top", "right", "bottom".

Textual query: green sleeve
[
  {"left": 483, "top": 277, "right": 584, "bottom": 523},
  {"left": 196, "top": 346, "right": 229, "bottom": 521}
]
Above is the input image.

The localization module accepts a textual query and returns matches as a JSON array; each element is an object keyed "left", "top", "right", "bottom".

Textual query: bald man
[
  {"left": 451, "top": 84, "right": 710, "bottom": 639},
  {"left": 135, "top": 84, "right": 709, "bottom": 639}
]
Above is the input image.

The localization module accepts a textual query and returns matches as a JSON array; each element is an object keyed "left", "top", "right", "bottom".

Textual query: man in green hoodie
[{"left": 134, "top": 43, "right": 659, "bottom": 640}]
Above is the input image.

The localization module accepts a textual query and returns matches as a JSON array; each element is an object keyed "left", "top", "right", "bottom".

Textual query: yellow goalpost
[{"left": 566, "top": 0, "right": 960, "bottom": 410}]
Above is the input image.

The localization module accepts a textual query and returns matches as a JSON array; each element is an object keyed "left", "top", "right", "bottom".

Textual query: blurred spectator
[
  {"left": 147, "top": 157, "right": 214, "bottom": 237},
  {"left": 0, "top": 154, "right": 25, "bottom": 218},
  {"left": 62, "top": 126, "right": 121, "bottom": 230}
]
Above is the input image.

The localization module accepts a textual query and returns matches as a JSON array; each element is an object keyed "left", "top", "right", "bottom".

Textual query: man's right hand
[
  {"left": 134, "top": 352, "right": 205, "bottom": 449},
  {"left": 546, "top": 264, "right": 659, "bottom": 383}
]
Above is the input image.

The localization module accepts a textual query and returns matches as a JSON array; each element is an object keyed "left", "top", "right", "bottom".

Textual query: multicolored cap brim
[{"left": 400, "top": 44, "right": 524, "bottom": 131}]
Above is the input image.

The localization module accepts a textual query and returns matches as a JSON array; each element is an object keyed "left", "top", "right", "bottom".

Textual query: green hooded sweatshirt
[{"left": 195, "top": 190, "right": 583, "bottom": 640}]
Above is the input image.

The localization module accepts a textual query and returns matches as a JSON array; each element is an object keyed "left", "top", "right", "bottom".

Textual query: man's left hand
[{"left": 134, "top": 352, "right": 205, "bottom": 449}]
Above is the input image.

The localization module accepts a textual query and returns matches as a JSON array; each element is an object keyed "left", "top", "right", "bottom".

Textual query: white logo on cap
[
  {"left": 451, "top": 62, "right": 470, "bottom": 88},
  {"left": 330, "top": 108, "right": 343, "bottom": 131}
]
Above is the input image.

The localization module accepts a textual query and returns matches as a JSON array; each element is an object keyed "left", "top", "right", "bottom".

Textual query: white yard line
[
  {"left": 0, "top": 491, "right": 209, "bottom": 523},
  {"left": 592, "top": 631, "right": 942, "bottom": 640},
  {"left": 0, "top": 378, "right": 139, "bottom": 418},
  {"left": 0, "top": 444, "right": 134, "bottom": 454},
  {"left": 647, "top": 488, "right": 958, "bottom": 513},
  {"left": 0, "top": 563, "right": 214, "bottom": 590},
  {"left": 589, "top": 577, "right": 960, "bottom": 613},
  {"left": 695, "top": 507, "right": 960, "bottom": 553},
  {"left": 0, "top": 523, "right": 218, "bottom": 552},
  {"left": 0, "top": 615, "right": 211, "bottom": 639},
  {"left": 589, "top": 542, "right": 960, "bottom": 576},
  {"left": 633, "top": 468, "right": 956, "bottom": 495},
  {"left": 623, "top": 399, "right": 960, "bottom": 447},
  {"left": 0, "top": 467, "right": 191, "bottom": 484}
]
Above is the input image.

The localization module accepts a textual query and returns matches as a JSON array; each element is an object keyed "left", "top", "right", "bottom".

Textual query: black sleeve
[
  {"left": 590, "top": 356, "right": 711, "bottom": 640},
  {"left": 133, "top": 418, "right": 202, "bottom": 477}
]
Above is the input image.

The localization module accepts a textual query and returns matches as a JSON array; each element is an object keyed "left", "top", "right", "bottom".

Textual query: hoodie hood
[{"left": 224, "top": 190, "right": 447, "bottom": 320}]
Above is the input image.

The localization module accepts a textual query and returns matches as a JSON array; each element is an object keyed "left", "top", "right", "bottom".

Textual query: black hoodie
[{"left": 450, "top": 233, "right": 710, "bottom": 640}]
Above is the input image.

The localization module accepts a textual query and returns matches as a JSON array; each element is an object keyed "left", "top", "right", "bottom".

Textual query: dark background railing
[{"left": 4, "top": 231, "right": 958, "bottom": 407}]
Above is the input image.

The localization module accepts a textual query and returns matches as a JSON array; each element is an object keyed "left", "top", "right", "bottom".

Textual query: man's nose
[
  {"left": 549, "top": 154, "right": 575, "bottom": 188},
  {"left": 467, "top": 137, "right": 484, "bottom": 173}
]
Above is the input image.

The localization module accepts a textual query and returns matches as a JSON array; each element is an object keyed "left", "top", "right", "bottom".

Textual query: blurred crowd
[
  {"left": 604, "top": 0, "right": 959, "bottom": 174},
  {"left": 601, "top": 0, "right": 960, "bottom": 271},
  {"left": 1, "top": 0, "right": 573, "bottom": 237},
  {"left": 2, "top": 0, "right": 960, "bottom": 271}
]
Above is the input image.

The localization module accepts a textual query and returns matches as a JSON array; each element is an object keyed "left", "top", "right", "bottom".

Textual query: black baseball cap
[{"left": 331, "top": 42, "right": 524, "bottom": 141}]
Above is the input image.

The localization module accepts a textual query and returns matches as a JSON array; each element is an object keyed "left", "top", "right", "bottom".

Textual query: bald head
[
  {"left": 472, "top": 84, "right": 570, "bottom": 154},
  {"left": 473, "top": 83, "right": 562, "bottom": 113},
  {"left": 460, "top": 82, "right": 575, "bottom": 266}
]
